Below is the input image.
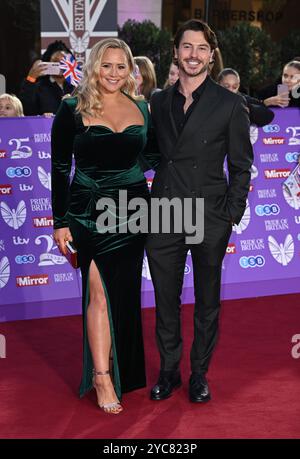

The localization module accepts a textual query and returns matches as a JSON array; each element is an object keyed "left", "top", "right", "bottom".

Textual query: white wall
[{"left": 118, "top": 0, "right": 162, "bottom": 28}]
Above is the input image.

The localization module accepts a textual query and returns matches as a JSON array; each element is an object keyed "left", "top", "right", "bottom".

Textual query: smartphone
[
  {"left": 65, "top": 241, "right": 79, "bottom": 268},
  {"left": 41, "top": 62, "right": 62, "bottom": 75},
  {"left": 277, "top": 83, "right": 289, "bottom": 95}
]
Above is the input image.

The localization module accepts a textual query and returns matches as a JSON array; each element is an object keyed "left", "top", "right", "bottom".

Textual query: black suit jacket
[{"left": 149, "top": 77, "right": 254, "bottom": 225}]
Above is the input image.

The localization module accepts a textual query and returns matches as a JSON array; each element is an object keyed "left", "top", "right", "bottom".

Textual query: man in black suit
[{"left": 147, "top": 19, "right": 253, "bottom": 403}]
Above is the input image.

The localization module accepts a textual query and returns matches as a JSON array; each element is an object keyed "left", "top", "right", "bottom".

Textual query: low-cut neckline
[
  {"left": 82, "top": 123, "right": 144, "bottom": 134},
  {"left": 81, "top": 93, "right": 145, "bottom": 133}
]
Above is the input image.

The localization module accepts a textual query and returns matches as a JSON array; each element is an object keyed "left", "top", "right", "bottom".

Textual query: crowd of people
[
  {"left": 1, "top": 38, "right": 299, "bottom": 119},
  {"left": 2, "top": 22, "right": 299, "bottom": 416}
]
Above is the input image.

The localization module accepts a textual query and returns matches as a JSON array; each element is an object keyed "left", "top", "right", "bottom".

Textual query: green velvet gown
[{"left": 51, "top": 95, "right": 158, "bottom": 400}]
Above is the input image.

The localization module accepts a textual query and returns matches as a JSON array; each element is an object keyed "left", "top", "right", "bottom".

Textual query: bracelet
[{"left": 26, "top": 75, "right": 36, "bottom": 83}]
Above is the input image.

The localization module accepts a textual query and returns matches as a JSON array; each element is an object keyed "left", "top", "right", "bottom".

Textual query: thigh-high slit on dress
[{"left": 51, "top": 96, "right": 159, "bottom": 400}]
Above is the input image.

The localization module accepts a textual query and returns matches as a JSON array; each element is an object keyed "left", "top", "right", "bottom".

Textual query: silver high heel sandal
[{"left": 92, "top": 369, "right": 123, "bottom": 414}]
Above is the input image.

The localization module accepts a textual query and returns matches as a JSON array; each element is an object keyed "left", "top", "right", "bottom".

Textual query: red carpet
[{"left": 0, "top": 293, "right": 300, "bottom": 439}]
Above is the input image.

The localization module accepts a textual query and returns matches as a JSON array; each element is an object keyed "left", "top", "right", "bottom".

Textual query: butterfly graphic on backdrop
[
  {"left": 250, "top": 164, "right": 258, "bottom": 180},
  {"left": 38, "top": 166, "right": 51, "bottom": 191},
  {"left": 0, "top": 256, "right": 10, "bottom": 289},
  {"left": 268, "top": 234, "right": 294, "bottom": 266},
  {"left": 250, "top": 125, "right": 258, "bottom": 145},
  {"left": 69, "top": 31, "right": 90, "bottom": 53},
  {"left": 0, "top": 201, "right": 26, "bottom": 229},
  {"left": 233, "top": 199, "right": 251, "bottom": 235}
]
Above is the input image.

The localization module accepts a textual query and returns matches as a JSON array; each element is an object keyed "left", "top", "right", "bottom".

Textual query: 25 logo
[
  {"left": 239, "top": 256, "right": 265, "bottom": 268},
  {"left": 6, "top": 167, "right": 31, "bottom": 178},
  {"left": 9, "top": 137, "right": 32, "bottom": 159},
  {"left": 255, "top": 204, "right": 280, "bottom": 216}
]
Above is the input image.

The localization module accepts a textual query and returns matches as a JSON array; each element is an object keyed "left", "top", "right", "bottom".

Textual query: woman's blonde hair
[
  {"left": 74, "top": 38, "right": 141, "bottom": 118},
  {"left": 0, "top": 93, "right": 24, "bottom": 116},
  {"left": 133, "top": 56, "right": 157, "bottom": 101}
]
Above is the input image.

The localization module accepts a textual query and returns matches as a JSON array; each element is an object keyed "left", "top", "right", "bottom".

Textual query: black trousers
[{"left": 146, "top": 220, "right": 232, "bottom": 374}]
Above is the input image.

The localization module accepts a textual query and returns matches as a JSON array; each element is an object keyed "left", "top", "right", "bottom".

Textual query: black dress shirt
[{"left": 172, "top": 76, "right": 209, "bottom": 134}]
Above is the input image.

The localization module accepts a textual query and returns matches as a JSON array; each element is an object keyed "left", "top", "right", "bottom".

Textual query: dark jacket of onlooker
[
  {"left": 19, "top": 77, "right": 73, "bottom": 115},
  {"left": 257, "top": 82, "right": 300, "bottom": 108},
  {"left": 242, "top": 93, "right": 275, "bottom": 126}
]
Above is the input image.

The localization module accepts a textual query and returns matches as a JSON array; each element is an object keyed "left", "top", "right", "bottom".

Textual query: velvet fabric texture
[{"left": 51, "top": 96, "right": 158, "bottom": 399}]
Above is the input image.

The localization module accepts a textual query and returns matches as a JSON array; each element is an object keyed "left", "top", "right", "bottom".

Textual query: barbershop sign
[{"left": 194, "top": 8, "right": 283, "bottom": 22}]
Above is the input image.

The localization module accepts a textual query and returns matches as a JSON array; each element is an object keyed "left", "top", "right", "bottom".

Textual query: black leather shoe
[
  {"left": 150, "top": 371, "right": 182, "bottom": 400},
  {"left": 189, "top": 373, "right": 211, "bottom": 403}
]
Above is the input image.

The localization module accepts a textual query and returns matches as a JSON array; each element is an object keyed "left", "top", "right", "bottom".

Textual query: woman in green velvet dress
[{"left": 51, "top": 39, "right": 159, "bottom": 414}]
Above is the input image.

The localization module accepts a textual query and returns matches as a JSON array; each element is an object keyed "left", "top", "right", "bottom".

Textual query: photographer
[{"left": 19, "top": 40, "right": 74, "bottom": 116}]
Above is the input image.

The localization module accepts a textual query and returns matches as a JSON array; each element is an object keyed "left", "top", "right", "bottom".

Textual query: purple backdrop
[{"left": 0, "top": 109, "right": 300, "bottom": 322}]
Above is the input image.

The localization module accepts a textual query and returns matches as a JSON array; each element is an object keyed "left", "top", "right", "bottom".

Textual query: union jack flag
[{"left": 60, "top": 54, "right": 83, "bottom": 87}]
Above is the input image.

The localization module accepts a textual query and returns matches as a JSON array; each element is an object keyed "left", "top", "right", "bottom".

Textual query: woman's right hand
[
  {"left": 27, "top": 60, "right": 48, "bottom": 80},
  {"left": 53, "top": 227, "right": 73, "bottom": 256}
]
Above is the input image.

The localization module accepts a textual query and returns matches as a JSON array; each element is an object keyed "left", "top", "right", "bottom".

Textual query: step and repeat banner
[
  {"left": 0, "top": 117, "right": 81, "bottom": 312},
  {"left": 0, "top": 109, "right": 299, "bottom": 320}
]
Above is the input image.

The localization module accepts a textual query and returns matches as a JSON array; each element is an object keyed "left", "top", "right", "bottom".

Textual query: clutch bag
[{"left": 65, "top": 241, "right": 79, "bottom": 269}]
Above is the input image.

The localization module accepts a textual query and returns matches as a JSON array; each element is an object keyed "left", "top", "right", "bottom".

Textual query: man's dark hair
[{"left": 173, "top": 19, "right": 218, "bottom": 52}]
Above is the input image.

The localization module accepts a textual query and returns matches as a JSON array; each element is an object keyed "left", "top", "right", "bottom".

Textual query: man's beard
[{"left": 177, "top": 59, "right": 209, "bottom": 78}]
